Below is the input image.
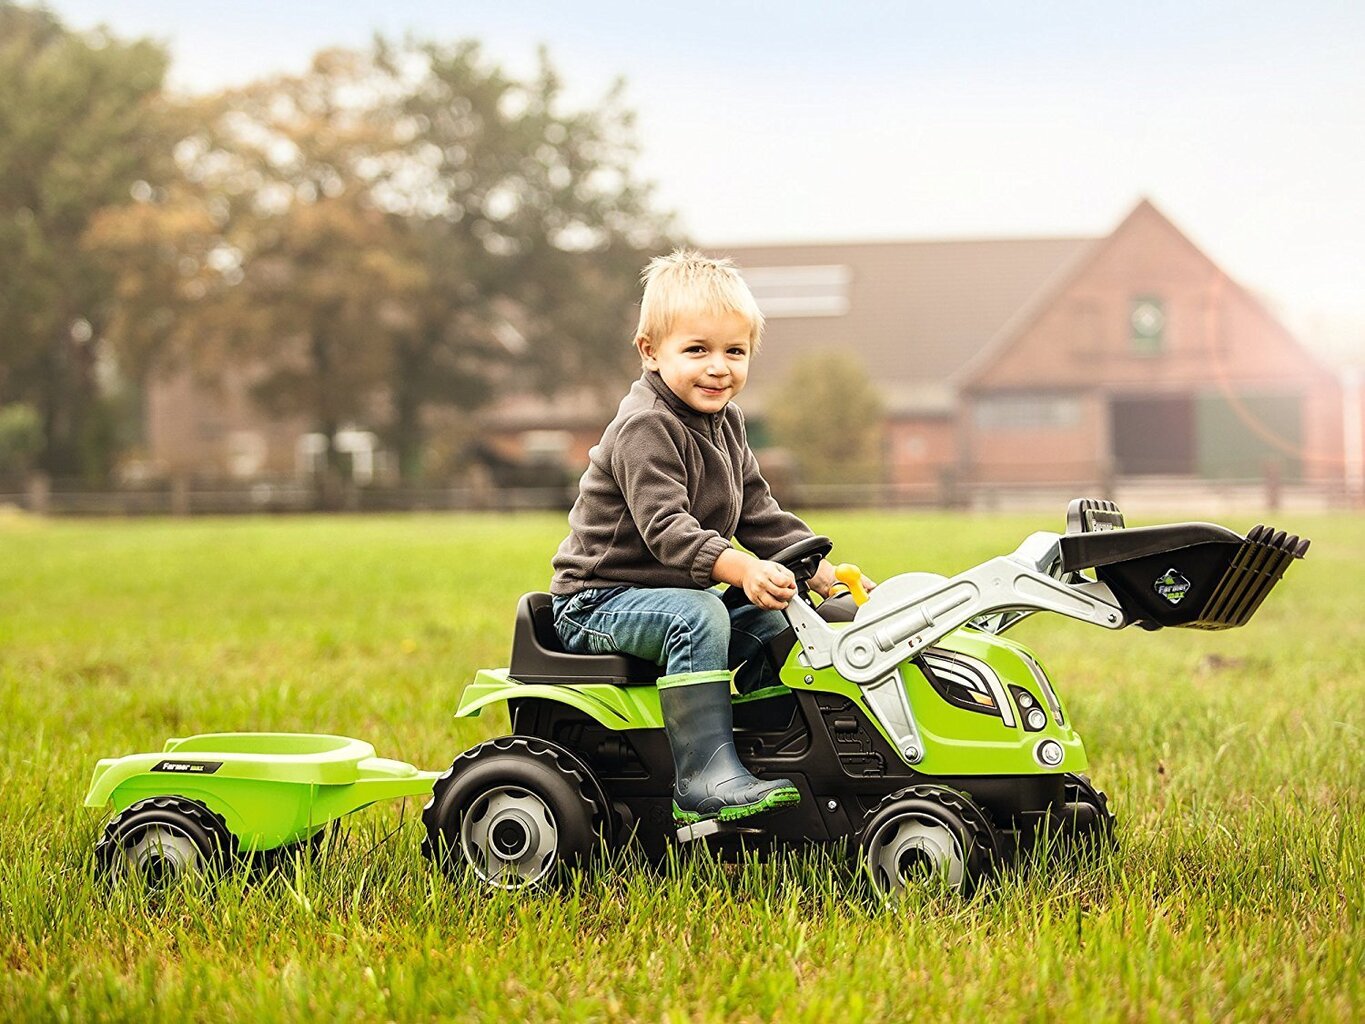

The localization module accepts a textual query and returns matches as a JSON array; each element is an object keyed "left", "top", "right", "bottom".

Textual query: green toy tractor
[
  {"left": 426, "top": 498, "right": 1308, "bottom": 893},
  {"left": 87, "top": 499, "right": 1308, "bottom": 895}
]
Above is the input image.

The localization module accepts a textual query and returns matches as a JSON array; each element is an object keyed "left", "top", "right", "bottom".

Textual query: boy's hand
[
  {"left": 810, "top": 558, "right": 876, "bottom": 600},
  {"left": 809, "top": 558, "right": 837, "bottom": 598},
  {"left": 743, "top": 559, "right": 798, "bottom": 610}
]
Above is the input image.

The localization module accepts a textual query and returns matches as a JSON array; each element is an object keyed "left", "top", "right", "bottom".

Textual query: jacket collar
[{"left": 641, "top": 370, "right": 724, "bottom": 431}]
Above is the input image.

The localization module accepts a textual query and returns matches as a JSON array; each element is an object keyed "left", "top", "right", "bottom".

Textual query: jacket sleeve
[
  {"left": 611, "top": 412, "right": 731, "bottom": 587},
  {"left": 733, "top": 417, "right": 814, "bottom": 558}
]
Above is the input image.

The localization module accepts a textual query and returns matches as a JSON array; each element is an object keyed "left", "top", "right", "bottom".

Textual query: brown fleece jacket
[{"left": 550, "top": 371, "right": 813, "bottom": 595}]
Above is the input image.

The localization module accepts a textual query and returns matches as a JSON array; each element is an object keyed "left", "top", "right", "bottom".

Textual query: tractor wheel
[
  {"left": 421, "top": 736, "right": 610, "bottom": 889},
  {"left": 858, "top": 784, "right": 1003, "bottom": 897},
  {"left": 95, "top": 796, "right": 236, "bottom": 887},
  {"left": 1057, "top": 773, "right": 1116, "bottom": 849}
]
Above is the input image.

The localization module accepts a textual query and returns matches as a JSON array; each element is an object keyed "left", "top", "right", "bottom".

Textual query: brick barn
[{"left": 719, "top": 199, "right": 1346, "bottom": 499}]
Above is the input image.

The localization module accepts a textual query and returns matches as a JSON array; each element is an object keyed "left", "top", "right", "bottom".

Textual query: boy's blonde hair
[{"left": 635, "top": 249, "right": 765, "bottom": 351}]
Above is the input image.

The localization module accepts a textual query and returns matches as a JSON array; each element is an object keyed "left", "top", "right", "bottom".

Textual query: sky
[{"left": 46, "top": 1, "right": 1365, "bottom": 363}]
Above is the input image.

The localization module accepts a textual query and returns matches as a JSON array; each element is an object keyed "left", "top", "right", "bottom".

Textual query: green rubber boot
[{"left": 658, "top": 672, "right": 801, "bottom": 825}]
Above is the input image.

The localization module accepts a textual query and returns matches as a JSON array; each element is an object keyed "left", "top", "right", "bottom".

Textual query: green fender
[{"left": 456, "top": 668, "right": 663, "bottom": 730}]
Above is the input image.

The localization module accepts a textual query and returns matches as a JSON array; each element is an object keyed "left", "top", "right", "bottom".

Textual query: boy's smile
[{"left": 637, "top": 309, "right": 753, "bottom": 415}]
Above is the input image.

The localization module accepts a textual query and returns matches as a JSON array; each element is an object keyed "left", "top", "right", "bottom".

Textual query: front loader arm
[
  {"left": 788, "top": 533, "right": 1126, "bottom": 685},
  {"left": 789, "top": 500, "right": 1308, "bottom": 686}
]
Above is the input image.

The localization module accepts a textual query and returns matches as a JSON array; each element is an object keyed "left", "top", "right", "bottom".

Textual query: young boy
[{"left": 551, "top": 250, "right": 858, "bottom": 826}]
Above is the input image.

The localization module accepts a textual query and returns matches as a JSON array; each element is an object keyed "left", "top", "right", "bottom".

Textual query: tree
[
  {"left": 201, "top": 55, "right": 416, "bottom": 500},
  {"left": 98, "top": 38, "right": 675, "bottom": 487},
  {"left": 373, "top": 39, "right": 674, "bottom": 480},
  {"left": 0, "top": 402, "right": 40, "bottom": 477},
  {"left": 94, "top": 50, "right": 421, "bottom": 503},
  {"left": 0, "top": 3, "right": 172, "bottom": 479},
  {"left": 765, "top": 353, "right": 885, "bottom": 487}
]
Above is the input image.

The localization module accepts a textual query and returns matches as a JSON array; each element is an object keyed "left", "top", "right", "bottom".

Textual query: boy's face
[{"left": 636, "top": 309, "right": 752, "bottom": 415}]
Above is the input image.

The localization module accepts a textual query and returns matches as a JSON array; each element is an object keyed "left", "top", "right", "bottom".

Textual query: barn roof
[{"left": 713, "top": 235, "right": 1095, "bottom": 415}]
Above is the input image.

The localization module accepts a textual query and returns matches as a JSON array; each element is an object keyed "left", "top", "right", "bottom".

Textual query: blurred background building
[
  {"left": 725, "top": 199, "right": 1345, "bottom": 498},
  {"left": 33, "top": 198, "right": 1365, "bottom": 510}
]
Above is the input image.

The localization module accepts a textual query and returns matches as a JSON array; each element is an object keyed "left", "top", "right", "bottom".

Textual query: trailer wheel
[
  {"left": 858, "top": 784, "right": 1002, "bottom": 897},
  {"left": 95, "top": 796, "right": 235, "bottom": 886},
  {"left": 421, "top": 736, "right": 609, "bottom": 889},
  {"left": 1057, "top": 773, "right": 1116, "bottom": 849}
]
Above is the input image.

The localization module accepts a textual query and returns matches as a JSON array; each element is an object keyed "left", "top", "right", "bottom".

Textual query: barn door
[{"left": 1109, "top": 396, "right": 1195, "bottom": 475}]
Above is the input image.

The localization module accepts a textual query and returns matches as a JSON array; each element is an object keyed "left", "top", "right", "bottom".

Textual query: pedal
[{"left": 674, "top": 818, "right": 764, "bottom": 844}]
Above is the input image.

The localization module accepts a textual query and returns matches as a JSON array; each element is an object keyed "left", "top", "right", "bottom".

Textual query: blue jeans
[{"left": 552, "top": 586, "right": 790, "bottom": 694}]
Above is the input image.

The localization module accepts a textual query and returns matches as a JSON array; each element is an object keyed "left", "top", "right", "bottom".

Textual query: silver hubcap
[
  {"left": 459, "top": 786, "right": 559, "bottom": 889},
  {"left": 118, "top": 823, "right": 204, "bottom": 884},
  {"left": 866, "top": 812, "right": 964, "bottom": 894}
]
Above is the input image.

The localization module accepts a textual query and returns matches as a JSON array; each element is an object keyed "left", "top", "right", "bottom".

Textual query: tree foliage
[
  {"left": 0, "top": 402, "right": 40, "bottom": 476},
  {"left": 0, "top": 2, "right": 173, "bottom": 478},
  {"left": 765, "top": 353, "right": 885, "bottom": 487},
  {"left": 1, "top": 3, "right": 675, "bottom": 487},
  {"left": 374, "top": 39, "right": 673, "bottom": 479},
  {"left": 90, "top": 37, "right": 675, "bottom": 487}
]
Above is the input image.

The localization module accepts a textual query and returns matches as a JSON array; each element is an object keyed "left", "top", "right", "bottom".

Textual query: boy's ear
[{"left": 635, "top": 334, "right": 657, "bottom": 368}]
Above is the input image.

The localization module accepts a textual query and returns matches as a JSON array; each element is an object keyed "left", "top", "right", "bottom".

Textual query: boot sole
[{"left": 673, "top": 786, "right": 802, "bottom": 825}]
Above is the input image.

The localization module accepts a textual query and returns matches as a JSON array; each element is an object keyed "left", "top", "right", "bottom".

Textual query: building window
[
  {"left": 974, "top": 394, "right": 1081, "bottom": 431},
  {"left": 743, "top": 265, "right": 851, "bottom": 318},
  {"left": 225, "top": 430, "right": 267, "bottom": 478},
  {"left": 899, "top": 434, "right": 928, "bottom": 460},
  {"left": 523, "top": 430, "right": 569, "bottom": 463},
  {"left": 1130, "top": 296, "right": 1165, "bottom": 355}
]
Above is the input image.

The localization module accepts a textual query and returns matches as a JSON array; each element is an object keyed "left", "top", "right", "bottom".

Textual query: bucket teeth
[
  {"left": 1194, "top": 522, "right": 1309, "bottom": 629},
  {"left": 1246, "top": 525, "right": 1308, "bottom": 559}
]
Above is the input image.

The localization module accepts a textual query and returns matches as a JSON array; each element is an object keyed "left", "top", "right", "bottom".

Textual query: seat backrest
[
  {"left": 525, "top": 592, "right": 565, "bottom": 652},
  {"left": 508, "top": 592, "right": 662, "bottom": 685}
]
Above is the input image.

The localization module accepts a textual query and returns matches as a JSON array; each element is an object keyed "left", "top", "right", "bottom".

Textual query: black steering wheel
[{"left": 721, "top": 534, "right": 833, "bottom": 610}]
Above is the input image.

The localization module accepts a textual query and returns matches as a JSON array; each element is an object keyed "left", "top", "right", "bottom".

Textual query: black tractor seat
[
  {"left": 507, "top": 590, "right": 860, "bottom": 687},
  {"left": 508, "top": 593, "right": 662, "bottom": 685}
]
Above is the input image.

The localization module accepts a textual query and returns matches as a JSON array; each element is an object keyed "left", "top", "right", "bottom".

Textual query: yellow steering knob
[{"left": 834, "top": 563, "right": 870, "bottom": 606}]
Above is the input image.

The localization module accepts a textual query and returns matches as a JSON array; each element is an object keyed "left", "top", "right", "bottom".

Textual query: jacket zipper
[{"left": 711, "top": 412, "right": 740, "bottom": 535}]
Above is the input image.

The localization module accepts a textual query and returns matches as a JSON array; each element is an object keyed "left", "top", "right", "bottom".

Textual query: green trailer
[{"left": 87, "top": 732, "right": 440, "bottom": 881}]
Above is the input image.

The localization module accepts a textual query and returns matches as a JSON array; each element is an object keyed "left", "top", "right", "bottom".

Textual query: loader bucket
[{"left": 1058, "top": 504, "right": 1308, "bottom": 630}]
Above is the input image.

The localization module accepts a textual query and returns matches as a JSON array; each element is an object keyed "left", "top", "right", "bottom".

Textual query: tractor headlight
[
  {"left": 1010, "top": 685, "right": 1048, "bottom": 731},
  {"left": 1035, "top": 739, "right": 1065, "bottom": 767}
]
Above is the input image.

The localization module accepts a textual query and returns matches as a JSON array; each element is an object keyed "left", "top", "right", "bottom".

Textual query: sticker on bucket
[{"left": 1154, "top": 568, "right": 1191, "bottom": 605}]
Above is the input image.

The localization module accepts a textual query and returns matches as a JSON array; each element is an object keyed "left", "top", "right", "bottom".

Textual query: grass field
[{"left": 1, "top": 509, "right": 1362, "bottom": 1022}]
